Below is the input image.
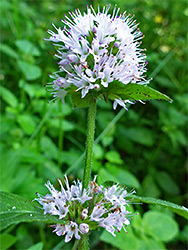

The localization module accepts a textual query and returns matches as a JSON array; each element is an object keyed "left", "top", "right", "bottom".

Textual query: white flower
[
  {"left": 99, "top": 213, "right": 116, "bottom": 237},
  {"left": 52, "top": 224, "right": 66, "bottom": 236},
  {"left": 53, "top": 222, "right": 81, "bottom": 242},
  {"left": 34, "top": 175, "right": 135, "bottom": 242},
  {"left": 65, "top": 222, "right": 81, "bottom": 242},
  {"left": 79, "top": 223, "right": 89, "bottom": 234},
  {"left": 81, "top": 208, "right": 88, "bottom": 219},
  {"left": 90, "top": 204, "right": 107, "bottom": 222},
  {"left": 99, "top": 211, "right": 131, "bottom": 236},
  {"left": 46, "top": 5, "right": 148, "bottom": 109}
]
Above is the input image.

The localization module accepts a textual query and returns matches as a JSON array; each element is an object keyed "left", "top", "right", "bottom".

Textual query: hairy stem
[
  {"left": 78, "top": 234, "right": 89, "bottom": 250},
  {"left": 83, "top": 98, "right": 97, "bottom": 189}
]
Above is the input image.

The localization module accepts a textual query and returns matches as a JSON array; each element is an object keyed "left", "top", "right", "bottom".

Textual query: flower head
[
  {"left": 34, "top": 175, "right": 135, "bottom": 243},
  {"left": 45, "top": 5, "right": 149, "bottom": 109}
]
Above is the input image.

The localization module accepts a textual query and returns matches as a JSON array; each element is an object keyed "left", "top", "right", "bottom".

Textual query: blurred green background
[{"left": 0, "top": 0, "right": 187, "bottom": 249}]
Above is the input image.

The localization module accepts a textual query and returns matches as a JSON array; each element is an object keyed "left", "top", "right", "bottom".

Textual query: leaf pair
[
  {"left": 71, "top": 81, "right": 172, "bottom": 108},
  {"left": 0, "top": 191, "right": 187, "bottom": 231}
]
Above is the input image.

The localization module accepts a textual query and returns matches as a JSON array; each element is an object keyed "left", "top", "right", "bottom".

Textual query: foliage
[{"left": 0, "top": 0, "right": 187, "bottom": 249}]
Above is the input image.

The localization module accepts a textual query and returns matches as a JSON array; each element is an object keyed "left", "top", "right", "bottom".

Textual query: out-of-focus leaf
[
  {"left": 105, "top": 151, "right": 123, "bottom": 164},
  {"left": 179, "top": 225, "right": 188, "bottom": 242},
  {"left": 0, "top": 234, "right": 17, "bottom": 250},
  {"left": 131, "top": 195, "right": 188, "bottom": 219},
  {"left": 17, "top": 115, "right": 36, "bottom": 135},
  {"left": 140, "top": 175, "right": 161, "bottom": 198},
  {"left": 15, "top": 40, "right": 40, "bottom": 56},
  {"left": 41, "top": 136, "right": 58, "bottom": 160},
  {"left": 155, "top": 171, "right": 180, "bottom": 195},
  {"left": 118, "top": 126, "right": 154, "bottom": 146},
  {"left": 17, "top": 60, "right": 42, "bottom": 81},
  {"left": 0, "top": 191, "right": 63, "bottom": 230},
  {"left": 27, "top": 242, "right": 43, "bottom": 250},
  {"left": 98, "top": 168, "right": 116, "bottom": 185},
  {"left": 98, "top": 164, "right": 140, "bottom": 189},
  {"left": 0, "top": 86, "right": 18, "bottom": 107},
  {"left": 100, "top": 227, "right": 140, "bottom": 250},
  {"left": 42, "top": 161, "right": 64, "bottom": 182},
  {"left": 0, "top": 44, "right": 18, "bottom": 59},
  {"left": 93, "top": 144, "right": 104, "bottom": 160},
  {"left": 105, "top": 164, "right": 140, "bottom": 189},
  {"left": 20, "top": 150, "right": 46, "bottom": 164},
  {"left": 139, "top": 238, "right": 166, "bottom": 250},
  {"left": 143, "top": 211, "right": 179, "bottom": 242},
  {"left": 155, "top": 76, "right": 176, "bottom": 89}
]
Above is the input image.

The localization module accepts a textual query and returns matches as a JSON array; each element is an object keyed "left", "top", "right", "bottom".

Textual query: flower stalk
[
  {"left": 78, "top": 234, "right": 88, "bottom": 250},
  {"left": 83, "top": 98, "right": 97, "bottom": 189}
]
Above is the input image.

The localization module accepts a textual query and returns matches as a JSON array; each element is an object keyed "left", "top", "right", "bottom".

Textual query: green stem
[
  {"left": 78, "top": 234, "right": 89, "bottom": 250},
  {"left": 58, "top": 102, "right": 64, "bottom": 168},
  {"left": 83, "top": 98, "right": 97, "bottom": 189},
  {"left": 72, "top": 239, "right": 79, "bottom": 250}
]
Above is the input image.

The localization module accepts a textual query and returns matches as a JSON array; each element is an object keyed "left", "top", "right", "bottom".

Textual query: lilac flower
[
  {"left": 79, "top": 223, "right": 89, "bottom": 234},
  {"left": 34, "top": 176, "right": 135, "bottom": 242},
  {"left": 45, "top": 5, "right": 149, "bottom": 109}
]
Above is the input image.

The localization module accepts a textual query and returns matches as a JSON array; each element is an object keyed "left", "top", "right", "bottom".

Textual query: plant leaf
[
  {"left": 131, "top": 195, "right": 188, "bottom": 219},
  {"left": 0, "top": 192, "right": 64, "bottom": 230},
  {"left": 0, "top": 234, "right": 17, "bottom": 250},
  {"left": 143, "top": 211, "right": 179, "bottom": 242},
  {"left": 0, "top": 86, "right": 18, "bottom": 107},
  {"left": 70, "top": 81, "right": 172, "bottom": 108},
  {"left": 104, "top": 81, "right": 172, "bottom": 102},
  {"left": 17, "top": 60, "right": 42, "bottom": 81},
  {"left": 71, "top": 91, "right": 94, "bottom": 108}
]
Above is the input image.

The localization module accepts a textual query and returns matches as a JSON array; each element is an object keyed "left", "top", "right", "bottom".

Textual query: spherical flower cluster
[
  {"left": 34, "top": 175, "right": 135, "bottom": 243},
  {"left": 46, "top": 5, "right": 149, "bottom": 109}
]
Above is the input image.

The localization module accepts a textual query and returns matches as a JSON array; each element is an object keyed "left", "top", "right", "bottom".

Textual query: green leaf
[
  {"left": 105, "top": 151, "right": 123, "bottom": 164},
  {"left": 131, "top": 195, "right": 188, "bottom": 219},
  {"left": 98, "top": 168, "right": 117, "bottom": 185},
  {"left": 71, "top": 91, "right": 94, "bottom": 108},
  {"left": 0, "top": 44, "right": 18, "bottom": 59},
  {"left": 70, "top": 81, "right": 172, "bottom": 108},
  {"left": 27, "top": 242, "right": 43, "bottom": 250},
  {"left": 105, "top": 81, "right": 172, "bottom": 102},
  {"left": 0, "top": 191, "right": 63, "bottom": 230},
  {"left": 143, "top": 211, "right": 179, "bottom": 242},
  {"left": 119, "top": 127, "right": 154, "bottom": 146},
  {"left": 0, "top": 86, "right": 18, "bottom": 108},
  {"left": 15, "top": 40, "right": 41, "bottom": 56},
  {"left": 139, "top": 238, "right": 166, "bottom": 250},
  {"left": 0, "top": 234, "right": 17, "bottom": 250},
  {"left": 41, "top": 136, "right": 58, "bottom": 160},
  {"left": 100, "top": 227, "right": 140, "bottom": 250},
  {"left": 140, "top": 175, "right": 161, "bottom": 198},
  {"left": 155, "top": 171, "right": 180, "bottom": 195},
  {"left": 105, "top": 163, "right": 140, "bottom": 189},
  {"left": 17, "top": 115, "right": 36, "bottom": 135},
  {"left": 17, "top": 60, "right": 42, "bottom": 81}
]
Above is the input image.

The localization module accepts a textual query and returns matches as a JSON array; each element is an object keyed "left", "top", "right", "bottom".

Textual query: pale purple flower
[
  {"left": 79, "top": 223, "right": 89, "bottom": 234},
  {"left": 52, "top": 224, "right": 66, "bottom": 236},
  {"left": 34, "top": 175, "right": 135, "bottom": 243},
  {"left": 45, "top": 5, "right": 149, "bottom": 109},
  {"left": 90, "top": 204, "right": 107, "bottom": 222},
  {"left": 81, "top": 208, "right": 88, "bottom": 219},
  {"left": 65, "top": 222, "right": 81, "bottom": 242}
]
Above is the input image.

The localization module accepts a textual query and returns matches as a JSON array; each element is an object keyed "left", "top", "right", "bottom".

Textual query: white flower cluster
[
  {"left": 34, "top": 176, "right": 135, "bottom": 243},
  {"left": 46, "top": 5, "right": 148, "bottom": 109}
]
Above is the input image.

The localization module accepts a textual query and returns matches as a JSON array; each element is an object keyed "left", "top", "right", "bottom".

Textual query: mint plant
[{"left": 0, "top": 4, "right": 187, "bottom": 250}]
